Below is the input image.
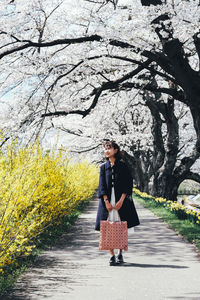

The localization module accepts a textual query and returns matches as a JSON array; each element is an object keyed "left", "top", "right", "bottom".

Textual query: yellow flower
[{"left": 0, "top": 136, "right": 98, "bottom": 269}]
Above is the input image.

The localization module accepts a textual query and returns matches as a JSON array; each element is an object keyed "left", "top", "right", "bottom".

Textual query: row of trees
[{"left": 0, "top": 0, "right": 200, "bottom": 200}]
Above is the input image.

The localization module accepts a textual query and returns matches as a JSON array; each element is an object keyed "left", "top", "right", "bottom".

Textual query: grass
[
  {"left": 0, "top": 196, "right": 92, "bottom": 296},
  {"left": 134, "top": 193, "right": 200, "bottom": 252}
]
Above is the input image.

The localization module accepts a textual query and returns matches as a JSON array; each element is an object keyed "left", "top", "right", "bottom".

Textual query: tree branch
[
  {"left": 193, "top": 32, "right": 200, "bottom": 63},
  {"left": 174, "top": 147, "right": 200, "bottom": 178},
  {"left": 109, "top": 39, "right": 140, "bottom": 52},
  {"left": 163, "top": 39, "right": 199, "bottom": 93},
  {"left": 142, "top": 50, "right": 175, "bottom": 78},
  {"left": 0, "top": 137, "right": 10, "bottom": 148},
  {"left": 41, "top": 87, "right": 103, "bottom": 118},
  {"left": 70, "top": 143, "right": 102, "bottom": 154},
  {"left": 0, "top": 35, "right": 102, "bottom": 60},
  {"left": 185, "top": 171, "right": 200, "bottom": 184},
  {"left": 120, "top": 82, "right": 187, "bottom": 103},
  {"left": 104, "top": 54, "right": 176, "bottom": 83},
  {"left": 41, "top": 59, "right": 152, "bottom": 118}
]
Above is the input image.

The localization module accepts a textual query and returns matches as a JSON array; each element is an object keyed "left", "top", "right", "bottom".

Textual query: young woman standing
[{"left": 95, "top": 140, "right": 140, "bottom": 265}]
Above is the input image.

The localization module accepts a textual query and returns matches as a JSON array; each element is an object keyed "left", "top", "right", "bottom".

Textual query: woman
[{"left": 95, "top": 140, "right": 140, "bottom": 266}]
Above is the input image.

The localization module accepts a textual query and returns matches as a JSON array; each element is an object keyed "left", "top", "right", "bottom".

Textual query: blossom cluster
[
  {"left": 133, "top": 188, "right": 200, "bottom": 226},
  {"left": 0, "top": 139, "right": 98, "bottom": 273}
]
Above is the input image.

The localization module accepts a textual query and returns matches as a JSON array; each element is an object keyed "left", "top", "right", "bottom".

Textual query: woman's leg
[
  {"left": 117, "top": 249, "right": 124, "bottom": 263},
  {"left": 109, "top": 249, "right": 116, "bottom": 265},
  {"left": 109, "top": 249, "right": 114, "bottom": 256}
]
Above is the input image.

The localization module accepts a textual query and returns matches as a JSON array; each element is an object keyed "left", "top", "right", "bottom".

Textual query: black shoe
[
  {"left": 116, "top": 254, "right": 124, "bottom": 264},
  {"left": 109, "top": 255, "right": 116, "bottom": 266}
]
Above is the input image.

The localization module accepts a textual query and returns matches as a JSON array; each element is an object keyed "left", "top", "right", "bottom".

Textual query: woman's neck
[{"left": 109, "top": 157, "right": 116, "bottom": 166}]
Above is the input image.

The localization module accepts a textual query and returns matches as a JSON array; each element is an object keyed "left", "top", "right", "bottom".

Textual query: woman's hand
[
  {"left": 114, "top": 193, "right": 126, "bottom": 211},
  {"left": 105, "top": 200, "right": 113, "bottom": 212},
  {"left": 114, "top": 199, "right": 124, "bottom": 211}
]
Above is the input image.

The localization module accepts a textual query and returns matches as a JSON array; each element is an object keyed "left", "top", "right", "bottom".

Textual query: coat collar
[
  {"left": 105, "top": 160, "right": 111, "bottom": 170},
  {"left": 105, "top": 159, "right": 120, "bottom": 170}
]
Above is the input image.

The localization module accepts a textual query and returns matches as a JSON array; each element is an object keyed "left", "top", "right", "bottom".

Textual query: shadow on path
[{"left": 114, "top": 262, "right": 188, "bottom": 269}]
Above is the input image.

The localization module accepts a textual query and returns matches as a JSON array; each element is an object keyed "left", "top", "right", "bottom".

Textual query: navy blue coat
[{"left": 95, "top": 159, "right": 140, "bottom": 231}]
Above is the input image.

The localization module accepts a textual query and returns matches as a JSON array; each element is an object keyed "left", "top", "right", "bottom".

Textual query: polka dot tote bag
[{"left": 99, "top": 213, "right": 128, "bottom": 251}]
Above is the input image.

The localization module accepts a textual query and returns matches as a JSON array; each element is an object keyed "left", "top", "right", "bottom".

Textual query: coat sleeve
[
  {"left": 121, "top": 163, "right": 133, "bottom": 195},
  {"left": 98, "top": 164, "right": 108, "bottom": 198}
]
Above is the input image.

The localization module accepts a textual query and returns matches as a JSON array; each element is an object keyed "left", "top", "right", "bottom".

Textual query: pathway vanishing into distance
[{"left": 4, "top": 196, "right": 200, "bottom": 300}]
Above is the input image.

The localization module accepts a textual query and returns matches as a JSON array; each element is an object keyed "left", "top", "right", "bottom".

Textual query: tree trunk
[
  {"left": 121, "top": 150, "right": 150, "bottom": 192},
  {"left": 152, "top": 173, "right": 181, "bottom": 200}
]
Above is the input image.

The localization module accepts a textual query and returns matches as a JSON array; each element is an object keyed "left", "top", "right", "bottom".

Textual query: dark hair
[{"left": 104, "top": 140, "right": 121, "bottom": 160}]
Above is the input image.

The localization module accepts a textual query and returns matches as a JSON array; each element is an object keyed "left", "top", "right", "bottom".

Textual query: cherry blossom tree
[{"left": 0, "top": 0, "right": 200, "bottom": 200}]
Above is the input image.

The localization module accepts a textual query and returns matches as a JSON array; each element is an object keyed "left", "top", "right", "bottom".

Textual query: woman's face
[{"left": 104, "top": 144, "right": 118, "bottom": 159}]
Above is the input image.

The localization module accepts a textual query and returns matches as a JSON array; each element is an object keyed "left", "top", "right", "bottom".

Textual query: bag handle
[{"left": 107, "top": 210, "right": 121, "bottom": 222}]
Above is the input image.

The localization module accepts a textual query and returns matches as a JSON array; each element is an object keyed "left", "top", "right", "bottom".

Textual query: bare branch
[
  {"left": 41, "top": 59, "right": 152, "bottom": 118},
  {"left": 0, "top": 35, "right": 102, "bottom": 60},
  {"left": 70, "top": 143, "right": 102, "bottom": 154},
  {"left": 41, "top": 87, "right": 102, "bottom": 118},
  {"left": 109, "top": 39, "right": 139, "bottom": 52},
  {"left": 0, "top": 137, "right": 10, "bottom": 148}
]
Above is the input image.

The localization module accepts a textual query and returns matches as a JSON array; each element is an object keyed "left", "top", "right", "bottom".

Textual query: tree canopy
[{"left": 0, "top": 0, "right": 200, "bottom": 199}]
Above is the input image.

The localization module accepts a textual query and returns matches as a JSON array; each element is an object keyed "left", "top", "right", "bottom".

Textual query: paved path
[{"left": 4, "top": 196, "right": 200, "bottom": 300}]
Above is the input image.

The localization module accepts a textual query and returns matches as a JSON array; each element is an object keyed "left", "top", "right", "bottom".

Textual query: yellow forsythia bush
[{"left": 0, "top": 140, "right": 98, "bottom": 272}]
